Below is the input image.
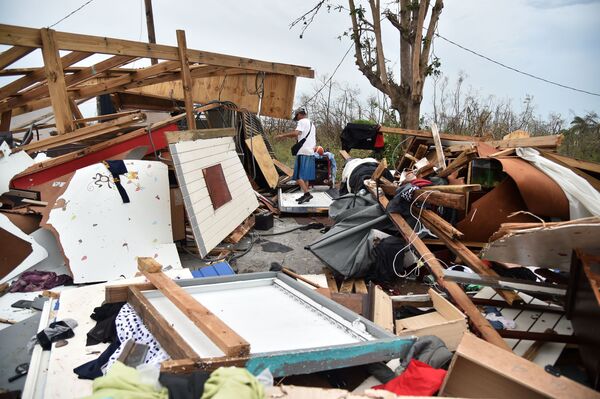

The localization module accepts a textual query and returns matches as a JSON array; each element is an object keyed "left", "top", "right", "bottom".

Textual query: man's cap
[{"left": 292, "top": 107, "right": 307, "bottom": 120}]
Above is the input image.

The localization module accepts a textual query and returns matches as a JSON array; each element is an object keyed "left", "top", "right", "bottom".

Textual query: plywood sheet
[
  {"left": 44, "top": 161, "right": 181, "bottom": 283},
  {"left": 482, "top": 222, "right": 600, "bottom": 270},
  {"left": 0, "top": 213, "right": 48, "bottom": 283},
  {"left": 260, "top": 74, "right": 296, "bottom": 119},
  {"left": 245, "top": 135, "right": 279, "bottom": 189},
  {"left": 170, "top": 137, "right": 259, "bottom": 257}
]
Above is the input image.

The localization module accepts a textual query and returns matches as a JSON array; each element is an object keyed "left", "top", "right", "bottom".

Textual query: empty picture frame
[{"left": 123, "top": 272, "right": 414, "bottom": 377}]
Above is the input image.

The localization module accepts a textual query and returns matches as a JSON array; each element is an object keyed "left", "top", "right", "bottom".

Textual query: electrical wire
[
  {"left": 435, "top": 32, "right": 600, "bottom": 97},
  {"left": 48, "top": 0, "right": 96, "bottom": 28}
]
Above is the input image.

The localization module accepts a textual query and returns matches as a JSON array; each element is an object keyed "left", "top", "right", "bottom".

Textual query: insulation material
[
  {"left": 0, "top": 142, "right": 34, "bottom": 195},
  {"left": 0, "top": 213, "right": 48, "bottom": 283},
  {"left": 482, "top": 218, "right": 600, "bottom": 270},
  {"left": 516, "top": 147, "right": 600, "bottom": 219},
  {"left": 170, "top": 137, "right": 259, "bottom": 257},
  {"left": 44, "top": 161, "right": 181, "bottom": 283}
]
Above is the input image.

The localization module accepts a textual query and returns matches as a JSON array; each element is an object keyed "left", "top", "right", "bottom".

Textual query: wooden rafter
[
  {"left": 0, "top": 24, "right": 314, "bottom": 78},
  {"left": 176, "top": 30, "right": 195, "bottom": 129},
  {"left": 0, "top": 46, "right": 35, "bottom": 70},
  {"left": 0, "top": 50, "right": 91, "bottom": 102}
]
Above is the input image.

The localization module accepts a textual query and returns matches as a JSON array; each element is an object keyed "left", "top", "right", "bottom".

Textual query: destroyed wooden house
[{"left": 1, "top": 22, "right": 600, "bottom": 399}]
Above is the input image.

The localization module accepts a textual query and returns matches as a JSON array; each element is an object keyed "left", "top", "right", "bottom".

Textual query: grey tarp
[{"left": 307, "top": 194, "right": 394, "bottom": 278}]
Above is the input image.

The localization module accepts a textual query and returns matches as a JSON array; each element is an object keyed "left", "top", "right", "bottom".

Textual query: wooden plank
[
  {"left": 323, "top": 268, "right": 338, "bottom": 293},
  {"left": 421, "top": 184, "right": 482, "bottom": 194},
  {"left": 105, "top": 282, "right": 155, "bottom": 303},
  {"left": 69, "top": 97, "right": 86, "bottom": 128},
  {"left": 431, "top": 123, "right": 446, "bottom": 169},
  {"left": 423, "top": 238, "right": 486, "bottom": 248},
  {"left": 0, "top": 45, "right": 34, "bottom": 70},
  {"left": 489, "top": 147, "right": 516, "bottom": 157},
  {"left": 245, "top": 135, "right": 279, "bottom": 189},
  {"left": 223, "top": 215, "right": 255, "bottom": 244},
  {"left": 20, "top": 112, "right": 145, "bottom": 153},
  {"left": 40, "top": 28, "right": 74, "bottom": 134},
  {"left": 418, "top": 208, "right": 464, "bottom": 239},
  {"left": 176, "top": 30, "right": 195, "bottom": 130},
  {"left": 371, "top": 285, "right": 393, "bottom": 332},
  {"left": 437, "top": 148, "right": 477, "bottom": 178},
  {"left": 413, "top": 188, "right": 466, "bottom": 210},
  {"left": 486, "top": 134, "right": 563, "bottom": 149},
  {"left": 370, "top": 158, "right": 388, "bottom": 181},
  {"left": 165, "top": 128, "right": 235, "bottom": 143},
  {"left": 137, "top": 257, "right": 250, "bottom": 357},
  {"left": 440, "top": 333, "right": 598, "bottom": 399},
  {"left": 372, "top": 188, "right": 511, "bottom": 351},
  {"left": 354, "top": 279, "right": 368, "bottom": 295},
  {"left": 0, "top": 23, "right": 314, "bottom": 78},
  {"left": 380, "top": 126, "right": 479, "bottom": 142},
  {"left": 339, "top": 279, "right": 354, "bottom": 294},
  {"left": 420, "top": 216, "right": 523, "bottom": 305},
  {"left": 272, "top": 158, "right": 293, "bottom": 177},
  {"left": 0, "top": 110, "right": 11, "bottom": 132},
  {"left": 127, "top": 286, "right": 197, "bottom": 359}
]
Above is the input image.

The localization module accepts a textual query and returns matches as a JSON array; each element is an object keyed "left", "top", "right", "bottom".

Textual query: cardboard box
[
  {"left": 395, "top": 288, "right": 467, "bottom": 351},
  {"left": 170, "top": 187, "right": 185, "bottom": 242}
]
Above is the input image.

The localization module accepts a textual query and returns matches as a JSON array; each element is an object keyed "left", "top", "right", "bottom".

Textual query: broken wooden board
[
  {"left": 138, "top": 257, "right": 250, "bottom": 357},
  {"left": 395, "top": 289, "right": 467, "bottom": 351},
  {"left": 223, "top": 215, "right": 255, "bottom": 244},
  {"left": 370, "top": 285, "right": 393, "bottom": 333},
  {"left": 43, "top": 160, "right": 181, "bottom": 283},
  {"left": 482, "top": 218, "right": 600, "bottom": 271},
  {"left": 272, "top": 158, "right": 293, "bottom": 177},
  {"left": 245, "top": 135, "right": 279, "bottom": 189},
  {"left": 440, "top": 333, "right": 598, "bottom": 399},
  {"left": 170, "top": 136, "right": 259, "bottom": 257}
]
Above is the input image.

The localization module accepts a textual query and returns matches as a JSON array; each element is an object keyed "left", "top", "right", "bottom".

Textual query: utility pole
[{"left": 144, "top": 0, "right": 158, "bottom": 65}]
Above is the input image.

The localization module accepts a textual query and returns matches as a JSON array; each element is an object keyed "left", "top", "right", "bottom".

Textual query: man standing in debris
[{"left": 275, "top": 108, "right": 317, "bottom": 204}]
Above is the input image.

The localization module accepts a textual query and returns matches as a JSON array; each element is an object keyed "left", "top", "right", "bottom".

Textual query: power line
[
  {"left": 434, "top": 32, "right": 600, "bottom": 97},
  {"left": 302, "top": 43, "right": 354, "bottom": 107},
  {"left": 48, "top": 0, "right": 96, "bottom": 28}
]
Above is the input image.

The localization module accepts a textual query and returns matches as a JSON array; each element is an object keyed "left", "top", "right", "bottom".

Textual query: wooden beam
[
  {"left": 69, "top": 97, "right": 86, "bottom": 128},
  {"left": 165, "top": 128, "right": 236, "bottom": 143},
  {"left": 0, "top": 45, "right": 35, "bottom": 70},
  {"left": 486, "top": 134, "right": 563, "bottom": 150},
  {"left": 339, "top": 150, "right": 351, "bottom": 160},
  {"left": 137, "top": 257, "right": 251, "bottom": 357},
  {"left": 127, "top": 286, "right": 198, "bottom": 359},
  {"left": 0, "top": 110, "right": 11, "bottom": 132},
  {"left": 40, "top": 28, "right": 74, "bottom": 134},
  {"left": 0, "top": 50, "right": 90, "bottom": 103},
  {"left": 0, "top": 24, "right": 314, "bottom": 78},
  {"left": 419, "top": 215, "right": 523, "bottom": 305},
  {"left": 417, "top": 208, "right": 464, "bottom": 239},
  {"left": 414, "top": 188, "right": 466, "bottom": 210},
  {"left": 380, "top": 126, "right": 479, "bottom": 142},
  {"left": 20, "top": 111, "right": 145, "bottom": 153},
  {"left": 371, "top": 158, "right": 388, "bottom": 181},
  {"left": 488, "top": 148, "right": 515, "bottom": 157},
  {"left": 324, "top": 268, "right": 338, "bottom": 293},
  {"left": 143, "top": 0, "right": 158, "bottom": 65},
  {"left": 272, "top": 158, "right": 293, "bottom": 177},
  {"left": 437, "top": 148, "right": 477, "bottom": 178},
  {"left": 372, "top": 189, "right": 511, "bottom": 351},
  {"left": 176, "top": 30, "right": 195, "bottom": 130},
  {"left": 431, "top": 123, "right": 446, "bottom": 169}
]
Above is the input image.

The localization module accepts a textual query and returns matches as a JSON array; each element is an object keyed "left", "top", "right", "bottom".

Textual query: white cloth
[
  {"left": 341, "top": 158, "right": 379, "bottom": 193},
  {"left": 516, "top": 147, "right": 600, "bottom": 219},
  {"left": 295, "top": 118, "right": 316, "bottom": 156}
]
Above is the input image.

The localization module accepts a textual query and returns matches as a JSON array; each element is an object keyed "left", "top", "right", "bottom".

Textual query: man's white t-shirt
[{"left": 295, "top": 118, "right": 316, "bottom": 156}]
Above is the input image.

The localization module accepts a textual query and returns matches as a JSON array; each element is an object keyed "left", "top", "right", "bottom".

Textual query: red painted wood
[{"left": 11, "top": 124, "right": 179, "bottom": 189}]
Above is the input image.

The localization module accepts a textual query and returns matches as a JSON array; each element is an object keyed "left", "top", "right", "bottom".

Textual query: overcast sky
[{"left": 1, "top": 0, "right": 599, "bottom": 123}]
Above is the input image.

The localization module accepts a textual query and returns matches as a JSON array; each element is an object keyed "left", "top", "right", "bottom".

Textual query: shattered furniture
[
  {"left": 395, "top": 289, "right": 467, "bottom": 351},
  {"left": 440, "top": 333, "right": 600, "bottom": 398},
  {"left": 105, "top": 260, "right": 414, "bottom": 378}
]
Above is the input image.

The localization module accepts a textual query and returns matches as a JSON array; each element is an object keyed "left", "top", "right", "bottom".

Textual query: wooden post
[
  {"left": 176, "top": 30, "right": 195, "bottom": 130},
  {"left": 0, "top": 110, "right": 11, "bottom": 132},
  {"left": 144, "top": 0, "right": 158, "bottom": 65},
  {"left": 40, "top": 28, "right": 74, "bottom": 134}
]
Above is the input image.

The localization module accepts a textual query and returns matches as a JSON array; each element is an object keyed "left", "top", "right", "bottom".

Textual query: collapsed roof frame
[{"left": 0, "top": 23, "right": 314, "bottom": 133}]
